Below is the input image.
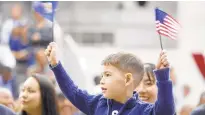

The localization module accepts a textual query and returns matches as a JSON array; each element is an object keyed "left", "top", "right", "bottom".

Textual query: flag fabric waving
[
  {"left": 155, "top": 8, "right": 181, "bottom": 40},
  {"left": 33, "top": 1, "right": 58, "bottom": 22}
]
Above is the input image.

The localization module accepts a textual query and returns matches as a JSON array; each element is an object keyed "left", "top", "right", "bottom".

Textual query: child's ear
[{"left": 125, "top": 73, "right": 133, "bottom": 86}]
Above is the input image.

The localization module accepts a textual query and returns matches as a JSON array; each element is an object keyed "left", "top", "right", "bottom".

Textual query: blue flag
[{"left": 33, "top": 1, "right": 58, "bottom": 22}]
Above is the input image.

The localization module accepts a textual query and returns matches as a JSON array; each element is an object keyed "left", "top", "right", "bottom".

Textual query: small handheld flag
[
  {"left": 155, "top": 8, "right": 181, "bottom": 49},
  {"left": 33, "top": 1, "right": 58, "bottom": 22},
  {"left": 32, "top": 1, "right": 58, "bottom": 42}
]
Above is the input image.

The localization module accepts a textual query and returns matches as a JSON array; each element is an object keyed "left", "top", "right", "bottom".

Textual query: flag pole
[
  {"left": 52, "top": 15, "right": 54, "bottom": 42},
  {"left": 159, "top": 34, "right": 163, "bottom": 50}
]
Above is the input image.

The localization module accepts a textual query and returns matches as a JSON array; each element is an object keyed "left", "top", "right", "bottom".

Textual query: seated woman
[
  {"left": 0, "top": 74, "right": 60, "bottom": 115},
  {"left": 135, "top": 63, "right": 157, "bottom": 103},
  {"left": 9, "top": 26, "right": 47, "bottom": 75},
  {"left": 9, "top": 26, "right": 35, "bottom": 74},
  {"left": 26, "top": 11, "right": 52, "bottom": 73},
  {"left": 18, "top": 74, "right": 60, "bottom": 115}
]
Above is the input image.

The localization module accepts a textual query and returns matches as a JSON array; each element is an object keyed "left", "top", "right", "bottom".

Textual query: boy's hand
[
  {"left": 45, "top": 42, "right": 59, "bottom": 67},
  {"left": 156, "top": 50, "right": 170, "bottom": 69}
]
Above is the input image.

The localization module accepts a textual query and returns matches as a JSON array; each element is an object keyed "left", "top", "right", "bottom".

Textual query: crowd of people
[
  {"left": 0, "top": 3, "right": 204, "bottom": 115},
  {"left": 0, "top": 4, "right": 82, "bottom": 115},
  {"left": 1, "top": 4, "right": 51, "bottom": 75}
]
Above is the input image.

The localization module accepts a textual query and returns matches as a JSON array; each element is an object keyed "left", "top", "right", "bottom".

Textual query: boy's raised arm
[
  {"left": 45, "top": 42, "right": 99, "bottom": 115},
  {"left": 153, "top": 50, "right": 175, "bottom": 115}
]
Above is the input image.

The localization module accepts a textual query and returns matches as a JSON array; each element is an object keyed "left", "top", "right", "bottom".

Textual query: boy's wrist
[
  {"left": 50, "top": 61, "right": 60, "bottom": 69},
  {"left": 154, "top": 67, "right": 170, "bottom": 81}
]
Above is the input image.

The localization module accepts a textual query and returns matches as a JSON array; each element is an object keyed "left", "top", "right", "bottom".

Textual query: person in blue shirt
[
  {"left": 9, "top": 26, "right": 35, "bottom": 69},
  {"left": 45, "top": 42, "right": 175, "bottom": 115},
  {"left": 0, "top": 64, "right": 19, "bottom": 100}
]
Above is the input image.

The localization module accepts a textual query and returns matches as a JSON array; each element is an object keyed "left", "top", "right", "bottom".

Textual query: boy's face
[{"left": 100, "top": 65, "right": 127, "bottom": 99}]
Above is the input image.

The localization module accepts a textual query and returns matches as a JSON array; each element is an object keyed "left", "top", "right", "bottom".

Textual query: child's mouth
[
  {"left": 139, "top": 96, "right": 149, "bottom": 101},
  {"left": 101, "top": 87, "right": 107, "bottom": 93}
]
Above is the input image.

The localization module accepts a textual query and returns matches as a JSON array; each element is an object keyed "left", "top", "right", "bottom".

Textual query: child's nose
[{"left": 100, "top": 78, "right": 105, "bottom": 85}]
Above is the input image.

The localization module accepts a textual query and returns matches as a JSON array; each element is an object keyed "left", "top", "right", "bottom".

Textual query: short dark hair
[
  {"left": 22, "top": 74, "right": 60, "bottom": 115},
  {"left": 102, "top": 52, "right": 144, "bottom": 86}
]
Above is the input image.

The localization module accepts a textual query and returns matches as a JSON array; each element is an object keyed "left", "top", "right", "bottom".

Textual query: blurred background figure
[
  {"left": 0, "top": 87, "right": 14, "bottom": 110},
  {"left": 180, "top": 105, "right": 194, "bottom": 115},
  {"left": 9, "top": 26, "right": 36, "bottom": 75},
  {"left": 170, "top": 67, "right": 177, "bottom": 86},
  {"left": 57, "top": 92, "right": 81, "bottom": 115},
  {"left": 1, "top": 4, "right": 25, "bottom": 44},
  {"left": 26, "top": 10, "right": 52, "bottom": 74},
  {"left": 183, "top": 84, "right": 191, "bottom": 98},
  {"left": 0, "top": 63, "right": 19, "bottom": 100},
  {"left": 191, "top": 104, "right": 205, "bottom": 115},
  {"left": 90, "top": 75, "right": 101, "bottom": 95},
  {"left": 176, "top": 84, "right": 192, "bottom": 114},
  {"left": 197, "top": 91, "right": 205, "bottom": 106}
]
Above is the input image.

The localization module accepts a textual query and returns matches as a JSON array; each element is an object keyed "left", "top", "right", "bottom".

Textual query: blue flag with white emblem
[{"left": 33, "top": 1, "right": 58, "bottom": 22}]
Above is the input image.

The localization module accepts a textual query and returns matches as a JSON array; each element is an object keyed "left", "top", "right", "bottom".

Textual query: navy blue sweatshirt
[{"left": 51, "top": 62, "right": 175, "bottom": 115}]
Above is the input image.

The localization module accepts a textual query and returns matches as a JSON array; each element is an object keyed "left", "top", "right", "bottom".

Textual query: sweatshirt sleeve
[
  {"left": 51, "top": 62, "right": 100, "bottom": 115},
  {"left": 152, "top": 68, "right": 175, "bottom": 115}
]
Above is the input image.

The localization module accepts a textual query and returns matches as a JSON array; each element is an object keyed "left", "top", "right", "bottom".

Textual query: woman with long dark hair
[{"left": 18, "top": 74, "right": 59, "bottom": 115}]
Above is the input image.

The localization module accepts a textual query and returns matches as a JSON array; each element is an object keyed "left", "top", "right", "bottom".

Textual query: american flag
[{"left": 155, "top": 8, "right": 181, "bottom": 40}]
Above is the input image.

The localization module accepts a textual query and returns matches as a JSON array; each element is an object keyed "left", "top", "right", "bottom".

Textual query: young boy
[{"left": 45, "top": 42, "right": 175, "bottom": 115}]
